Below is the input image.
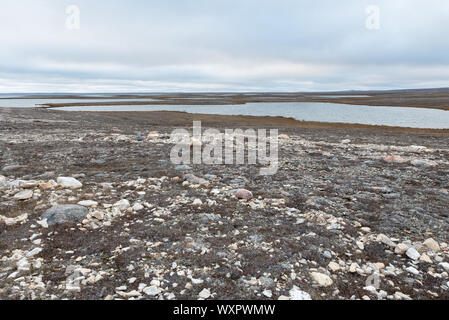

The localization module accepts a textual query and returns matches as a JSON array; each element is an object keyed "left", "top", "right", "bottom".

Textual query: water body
[
  {"left": 311, "top": 95, "right": 371, "bottom": 98},
  {"left": 50, "top": 102, "right": 449, "bottom": 129},
  {"left": 0, "top": 98, "right": 157, "bottom": 108}
]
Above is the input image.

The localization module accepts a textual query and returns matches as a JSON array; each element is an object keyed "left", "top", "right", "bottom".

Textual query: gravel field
[{"left": 0, "top": 107, "right": 448, "bottom": 300}]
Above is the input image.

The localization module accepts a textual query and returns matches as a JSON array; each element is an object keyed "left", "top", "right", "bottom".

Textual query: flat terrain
[
  {"left": 10, "top": 88, "right": 449, "bottom": 111},
  {"left": 0, "top": 107, "right": 448, "bottom": 300}
]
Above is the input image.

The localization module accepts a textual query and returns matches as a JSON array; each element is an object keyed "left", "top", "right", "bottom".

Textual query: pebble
[
  {"left": 406, "top": 247, "right": 420, "bottom": 260},
  {"left": 289, "top": 286, "right": 312, "bottom": 300},
  {"left": 57, "top": 177, "right": 83, "bottom": 189},
  {"left": 199, "top": 288, "right": 211, "bottom": 299},
  {"left": 310, "top": 272, "right": 333, "bottom": 287},
  {"left": 262, "top": 290, "right": 273, "bottom": 298},
  {"left": 143, "top": 286, "right": 161, "bottom": 296},
  {"left": 114, "top": 199, "right": 131, "bottom": 211},
  {"left": 132, "top": 203, "right": 144, "bottom": 211},
  {"left": 328, "top": 262, "right": 340, "bottom": 272},
  {"left": 236, "top": 189, "right": 253, "bottom": 200},
  {"left": 14, "top": 190, "right": 33, "bottom": 200},
  {"left": 423, "top": 238, "right": 440, "bottom": 252},
  {"left": 78, "top": 200, "right": 98, "bottom": 208},
  {"left": 406, "top": 266, "right": 420, "bottom": 275},
  {"left": 395, "top": 243, "right": 409, "bottom": 255}
]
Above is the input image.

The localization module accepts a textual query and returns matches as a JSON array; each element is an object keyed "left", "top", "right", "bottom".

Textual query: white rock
[
  {"left": 395, "top": 243, "right": 409, "bottom": 254},
  {"left": 17, "top": 258, "right": 30, "bottom": 271},
  {"left": 132, "top": 203, "right": 144, "bottom": 211},
  {"left": 262, "top": 290, "right": 272, "bottom": 298},
  {"left": 143, "top": 286, "right": 161, "bottom": 296},
  {"left": 26, "top": 247, "right": 42, "bottom": 257},
  {"left": 406, "top": 247, "right": 420, "bottom": 260},
  {"left": 0, "top": 213, "right": 28, "bottom": 226},
  {"left": 328, "top": 262, "right": 340, "bottom": 272},
  {"left": 114, "top": 199, "right": 130, "bottom": 211},
  {"left": 91, "top": 211, "right": 104, "bottom": 220},
  {"left": 57, "top": 177, "right": 83, "bottom": 189},
  {"left": 14, "top": 190, "right": 33, "bottom": 200},
  {"left": 78, "top": 200, "right": 98, "bottom": 208},
  {"left": 310, "top": 272, "right": 333, "bottom": 287},
  {"left": 423, "top": 238, "right": 440, "bottom": 252},
  {"left": 406, "top": 266, "right": 420, "bottom": 275},
  {"left": 192, "top": 199, "right": 203, "bottom": 206},
  {"left": 199, "top": 288, "right": 211, "bottom": 299},
  {"left": 439, "top": 262, "right": 449, "bottom": 273},
  {"left": 289, "top": 286, "right": 312, "bottom": 300}
]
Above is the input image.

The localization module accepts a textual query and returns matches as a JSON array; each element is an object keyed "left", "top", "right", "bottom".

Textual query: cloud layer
[{"left": 1, "top": 0, "right": 449, "bottom": 92}]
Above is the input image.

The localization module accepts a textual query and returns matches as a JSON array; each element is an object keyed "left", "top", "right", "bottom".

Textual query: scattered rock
[
  {"left": 423, "top": 238, "right": 440, "bottom": 252},
  {"left": 41, "top": 205, "right": 89, "bottom": 225},
  {"left": 236, "top": 189, "right": 253, "bottom": 200},
  {"left": 114, "top": 199, "right": 131, "bottom": 211},
  {"left": 13, "top": 190, "right": 33, "bottom": 200},
  {"left": 57, "top": 177, "right": 83, "bottom": 189},
  {"left": 77, "top": 200, "right": 98, "bottom": 208},
  {"left": 199, "top": 288, "right": 211, "bottom": 299},
  {"left": 310, "top": 272, "right": 333, "bottom": 287},
  {"left": 406, "top": 247, "right": 420, "bottom": 260},
  {"left": 289, "top": 286, "right": 312, "bottom": 300}
]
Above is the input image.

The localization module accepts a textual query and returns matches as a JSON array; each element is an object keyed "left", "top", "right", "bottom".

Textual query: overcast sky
[{"left": 1, "top": 0, "right": 449, "bottom": 93}]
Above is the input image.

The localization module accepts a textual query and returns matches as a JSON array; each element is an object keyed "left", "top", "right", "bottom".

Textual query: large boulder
[{"left": 41, "top": 205, "right": 88, "bottom": 225}]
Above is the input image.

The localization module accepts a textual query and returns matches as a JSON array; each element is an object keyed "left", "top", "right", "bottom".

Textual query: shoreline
[{"left": 42, "top": 109, "right": 449, "bottom": 135}]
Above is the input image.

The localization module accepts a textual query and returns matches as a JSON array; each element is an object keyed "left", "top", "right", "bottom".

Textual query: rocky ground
[{"left": 0, "top": 107, "right": 448, "bottom": 300}]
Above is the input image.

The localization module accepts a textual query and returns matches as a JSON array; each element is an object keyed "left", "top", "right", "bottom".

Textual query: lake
[
  {"left": 52, "top": 102, "right": 449, "bottom": 129},
  {"left": 1, "top": 97, "right": 448, "bottom": 129}
]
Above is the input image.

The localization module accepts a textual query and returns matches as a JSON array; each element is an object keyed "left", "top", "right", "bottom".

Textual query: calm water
[
  {"left": 0, "top": 98, "right": 157, "bottom": 108},
  {"left": 48, "top": 102, "right": 449, "bottom": 129}
]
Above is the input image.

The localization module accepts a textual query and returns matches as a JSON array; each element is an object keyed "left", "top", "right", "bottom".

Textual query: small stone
[
  {"left": 2, "top": 165, "right": 24, "bottom": 172},
  {"left": 289, "top": 286, "right": 312, "bottom": 300},
  {"left": 262, "top": 290, "right": 272, "bottom": 298},
  {"left": 78, "top": 200, "right": 98, "bottom": 208},
  {"left": 132, "top": 203, "right": 144, "bottom": 211},
  {"left": 439, "top": 262, "right": 449, "bottom": 273},
  {"left": 184, "top": 174, "right": 209, "bottom": 186},
  {"left": 17, "top": 258, "right": 30, "bottom": 271},
  {"left": 310, "top": 272, "right": 333, "bottom": 287},
  {"left": 199, "top": 288, "right": 211, "bottom": 299},
  {"left": 39, "top": 180, "right": 57, "bottom": 189},
  {"left": 57, "top": 177, "right": 83, "bottom": 189},
  {"left": 143, "top": 286, "right": 161, "bottom": 296},
  {"left": 41, "top": 205, "right": 89, "bottom": 226},
  {"left": 410, "top": 159, "right": 437, "bottom": 167},
  {"left": 26, "top": 248, "right": 43, "bottom": 257},
  {"left": 91, "top": 211, "right": 104, "bottom": 221},
  {"left": 114, "top": 199, "right": 130, "bottom": 211},
  {"left": 192, "top": 199, "right": 203, "bottom": 206},
  {"left": 419, "top": 253, "right": 432, "bottom": 263},
  {"left": 328, "top": 262, "right": 340, "bottom": 272},
  {"left": 423, "top": 238, "right": 440, "bottom": 252},
  {"left": 236, "top": 189, "right": 253, "bottom": 200},
  {"left": 406, "top": 266, "right": 420, "bottom": 275},
  {"left": 377, "top": 234, "right": 396, "bottom": 248},
  {"left": 395, "top": 243, "right": 409, "bottom": 255},
  {"left": 406, "top": 247, "right": 420, "bottom": 260},
  {"left": 14, "top": 190, "right": 33, "bottom": 200},
  {"left": 349, "top": 263, "right": 359, "bottom": 273}
]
